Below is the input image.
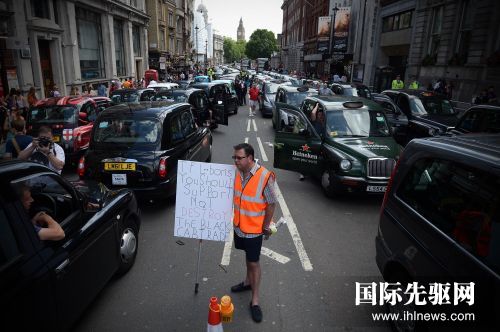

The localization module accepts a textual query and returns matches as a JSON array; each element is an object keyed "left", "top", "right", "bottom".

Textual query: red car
[{"left": 27, "top": 96, "right": 110, "bottom": 164}]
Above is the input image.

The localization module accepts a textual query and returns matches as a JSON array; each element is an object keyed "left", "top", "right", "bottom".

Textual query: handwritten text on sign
[{"left": 174, "top": 160, "right": 235, "bottom": 241}]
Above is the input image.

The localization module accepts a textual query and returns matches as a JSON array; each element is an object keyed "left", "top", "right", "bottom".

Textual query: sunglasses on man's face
[{"left": 232, "top": 155, "right": 247, "bottom": 160}]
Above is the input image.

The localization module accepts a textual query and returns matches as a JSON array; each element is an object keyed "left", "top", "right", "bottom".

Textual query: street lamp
[
  {"left": 329, "top": 5, "right": 340, "bottom": 56},
  {"left": 195, "top": 25, "right": 199, "bottom": 65},
  {"left": 205, "top": 40, "right": 208, "bottom": 66}
]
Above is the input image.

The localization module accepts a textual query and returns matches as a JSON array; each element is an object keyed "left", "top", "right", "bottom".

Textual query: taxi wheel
[
  {"left": 116, "top": 217, "right": 139, "bottom": 276},
  {"left": 385, "top": 271, "right": 425, "bottom": 332},
  {"left": 321, "top": 170, "right": 338, "bottom": 198}
]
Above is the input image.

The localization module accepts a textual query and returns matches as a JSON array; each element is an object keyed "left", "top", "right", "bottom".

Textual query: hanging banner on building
[
  {"left": 333, "top": 7, "right": 351, "bottom": 53},
  {"left": 174, "top": 160, "right": 235, "bottom": 242},
  {"left": 318, "top": 16, "right": 331, "bottom": 39},
  {"left": 317, "top": 16, "right": 331, "bottom": 52}
]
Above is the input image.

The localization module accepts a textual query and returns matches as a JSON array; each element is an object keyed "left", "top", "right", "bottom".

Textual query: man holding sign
[{"left": 231, "top": 143, "right": 276, "bottom": 323}]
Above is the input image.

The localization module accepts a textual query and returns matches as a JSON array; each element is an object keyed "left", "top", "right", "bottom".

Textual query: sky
[{"left": 196, "top": 0, "right": 283, "bottom": 40}]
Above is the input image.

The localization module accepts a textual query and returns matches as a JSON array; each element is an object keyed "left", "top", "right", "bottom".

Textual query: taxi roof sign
[{"left": 343, "top": 101, "right": 364, "bottom": 109}]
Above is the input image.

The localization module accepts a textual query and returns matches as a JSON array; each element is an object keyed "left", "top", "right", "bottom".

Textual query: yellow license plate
[
  {"left": 52, "top": 135, "right": 60, "bottom": 142},
  {"left": 104, "top": 162, "right": 136, "bottom": 171}
]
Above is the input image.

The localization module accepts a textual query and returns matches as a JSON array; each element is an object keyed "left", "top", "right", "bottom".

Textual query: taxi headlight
[{"left": 340, "top": 159, "right": 352, "bottom": 171}]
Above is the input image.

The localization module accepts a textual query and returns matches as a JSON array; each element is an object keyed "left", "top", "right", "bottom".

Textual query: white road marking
[
  {"left": 220, "top": 228, "right": 234, "bottom": 266},
  {"left": 261, "top": 247, "right": 290, "bottom": 264},
  {"left": 256, "top": 137, "right": 268, "bottom": 162},
  {"left": 244, "top": 137, "right": 249, "bottom": 143},
  {"left": 246, "top": 119, "right": 251, "bottom": 132},
  {"left": 252, "top": 119, "right": 257, "bottom": 132},
  {"left": 274, "top": 182, "right": 313, "bottom": 271}
]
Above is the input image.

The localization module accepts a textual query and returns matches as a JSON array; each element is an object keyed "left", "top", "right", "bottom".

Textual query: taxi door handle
[{"left": 55, "top": 259, "right": 69, "bottom": 274}]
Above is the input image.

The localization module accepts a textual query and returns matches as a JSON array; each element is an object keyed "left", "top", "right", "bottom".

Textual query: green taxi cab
[{"left": 274, "top": 96, "right": 402, "bottom": 197}]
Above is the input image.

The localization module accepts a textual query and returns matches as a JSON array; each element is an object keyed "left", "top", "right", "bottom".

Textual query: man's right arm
[
  {"left": 33, "top": 212, "right": 65, "bottom": 241},
  {"left": 18, "top": 142, "right": 35, "bottom": 160}
]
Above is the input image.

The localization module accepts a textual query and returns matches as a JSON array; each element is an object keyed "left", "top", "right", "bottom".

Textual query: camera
[{"left": 38, "top": 137, "right": 52, "bottom": 148}]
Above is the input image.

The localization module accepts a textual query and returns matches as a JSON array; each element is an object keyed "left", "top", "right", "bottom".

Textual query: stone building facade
[
  {"left": 0, "top": 0, "right": 149, "bottom": 98},
  {"left": 407, "top": 0, "right": 500, "bottom": 102},
  {"left": 371, "top": 0, "right": 416, "bottom": 91},
  {"left": 213, "top": 33, "right": 224, "bottom": 66},
  {"left": 146, "top": 0, "right": 194, "bottom": 76},
  {"left": 281, "top": 0, "right": 305, "bottom": 74}
]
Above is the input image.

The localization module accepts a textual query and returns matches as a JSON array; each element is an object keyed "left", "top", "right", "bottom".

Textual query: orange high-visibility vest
[{"left": 233, "top": 166, "right": 274, "bottom": 234}]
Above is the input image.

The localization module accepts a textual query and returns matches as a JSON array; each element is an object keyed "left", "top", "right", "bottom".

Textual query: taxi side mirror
[{"left": 299, "top": 128, "right": 310, "bottom": 137}]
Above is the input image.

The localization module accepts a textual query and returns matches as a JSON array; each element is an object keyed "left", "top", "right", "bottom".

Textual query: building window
[
  {"left": 52, "top": 1, "right": 59, "bottom": 24},
  {"left": 131, "top": 0, "right": 138, "bottom": 7},
  {"left": 382, "top": 10, "right": 412, "bottom": 33},
  {"left": 169, "top": 12, "right": 173, "bottom": 27},
  {"left": 177, "top": 39, "right": 182, "bottom": 54},
  {"left": 0, "top": 1, "right": 14, "bottom": 37},
  {"left": 170, "top": 36, "right": 174, "bottom": 53},
  {"left": 427, "top": 6, "right": 443, "bottom": 58},
  {"left": 133, "top": 25, "right": 141, "bottom": 57},
  {"left": 114, "top": 19, "right": 126, "bottom": 76},
  {"left": 455, "top": 0, "right": 472, "bottom": 63},
  {"left": 159, "top": 1, "right": 165, "bottom": 21},
  {"left": 31, "top": 0, "right": 50, "bottom": 19},
  {"left": 161, "top": 29, "right": 166, "bottom": 50},
  {"left": 76, "top": 7, "right": 105, "bottom": 80}
]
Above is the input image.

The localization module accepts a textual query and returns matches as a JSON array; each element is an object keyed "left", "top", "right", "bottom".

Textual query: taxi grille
[{"left": 367, "top": 158, "right": 396, "bottom": 179}]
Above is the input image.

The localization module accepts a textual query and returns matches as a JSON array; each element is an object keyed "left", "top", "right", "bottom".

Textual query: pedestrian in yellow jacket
[{"left": 392, "top": 75, "right": 404, "bottom": 89}]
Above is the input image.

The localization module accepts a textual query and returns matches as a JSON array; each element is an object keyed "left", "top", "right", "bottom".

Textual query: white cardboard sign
[{"left": 174, "top": 160, "right": 235, "bottom": 241}]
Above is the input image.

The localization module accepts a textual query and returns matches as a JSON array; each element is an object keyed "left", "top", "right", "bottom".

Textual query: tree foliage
[
  {"left": 245, "top": 29, "right": 278, "bottom": 60},
  {"left": 223, "top": 37, "right": 246, "bottom": 63}
]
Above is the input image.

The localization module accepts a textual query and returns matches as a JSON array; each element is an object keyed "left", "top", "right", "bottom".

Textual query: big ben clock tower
[{"left": 237, "top": 17, "right": 245, "bottom": 42}]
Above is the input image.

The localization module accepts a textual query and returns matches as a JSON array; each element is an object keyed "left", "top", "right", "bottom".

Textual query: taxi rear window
[
  {"left": 93, "top": 117, "right": 161, "bottom": 144},
  {"left": 111, "top": 92, "right": 139, "bottom": 103},
  {"left": 29, "top": 106, "right": 77, "bottom": 124}
]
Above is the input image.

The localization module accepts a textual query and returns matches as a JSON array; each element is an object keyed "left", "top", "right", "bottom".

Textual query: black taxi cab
[
  {"left": 78, "top": 101, "right": 212, "bottom": 200},
  {"left": 152, "top": 88, "right": 228, "bottom": 127},
  {"left": 110, "top": 88, "right": 156, "bottom": 105},
  {"left": 274, "top": 96, "right": 402, "bottom": 197},
  {"left": 190, "top": 82, "right": 239, "bottom": 115},
  {"left": 0, "top": 160, "right": 140, "bottom": 330},
  {"left": 272, "top": 85, "right": 318, "bottom": 129},
  {"left": 381, "top": 89, "right": 460, "bottom": 144}
]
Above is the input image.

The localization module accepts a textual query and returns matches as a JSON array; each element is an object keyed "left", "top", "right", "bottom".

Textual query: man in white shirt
[{"left": 18, "top": 126, "right": 65, "bottom": 173}]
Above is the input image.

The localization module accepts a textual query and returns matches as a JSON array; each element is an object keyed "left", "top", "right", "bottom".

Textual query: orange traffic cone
[
  {"left": 220, "top": 295, "right": 234, "bottom": 323},
  {"left": 207, "top": 297, "right": 223, "bottom": 332}
]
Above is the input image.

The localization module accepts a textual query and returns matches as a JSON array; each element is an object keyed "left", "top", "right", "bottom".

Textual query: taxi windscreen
[
  {"left": 152, "top": 91, "right": 188, "bottom": 102},
  {"left": 286, "top": 91, "right": 317, "bottom": 107},
  {"left": 28, "top": 106, "right": 77, "bottom": 124},
  {"left": 265, "top": 83, "right": 279, "bottom": 94},
  {"left": 326, "top": 109, "right": 391, "bottom": 138},
  {"left": 93, "top": 117, "right": 161, "bottom": 144},
  {"left": 111, "top": 92, "right": 139, "bottom": 103}
]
